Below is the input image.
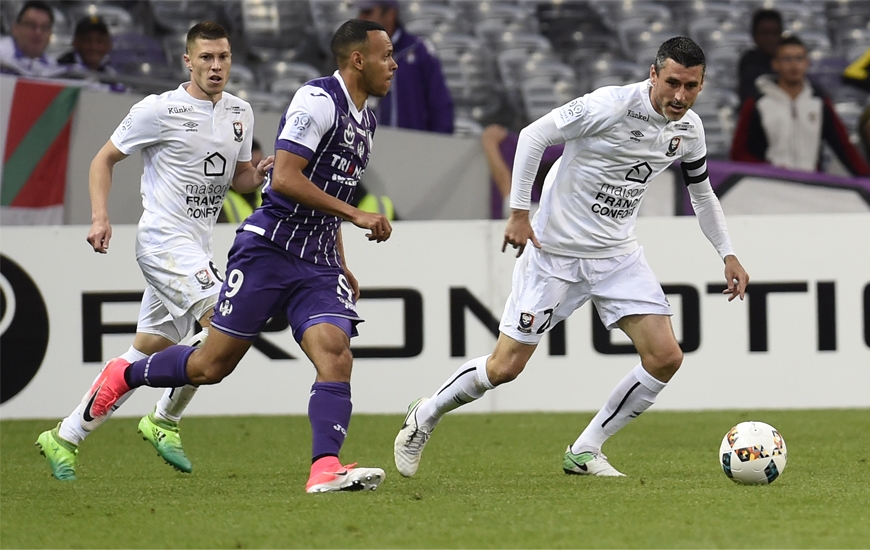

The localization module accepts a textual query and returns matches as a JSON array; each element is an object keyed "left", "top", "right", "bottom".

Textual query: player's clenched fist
[
  {"left": 87, "top": 221, "right": 112, "bottom": 253},
  {"left": 353, "top": 210, "right": 392, "bottom": 242}
]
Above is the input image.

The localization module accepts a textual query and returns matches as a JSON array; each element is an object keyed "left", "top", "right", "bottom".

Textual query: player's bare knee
[
  {"left": 313, "top": 346, "right": 353, "bottom": 382},
  {"left": 662, "top": 347, "right": 683, "bottom": 376},
  {"left": 186, "top": 353, "right": 233, "bottom": 385},
  {"left": 643, "top": 345, "right": 683, "bottom": 379},
  {"left": 486, "top": 358, "right": 523, "bottom": 386}
]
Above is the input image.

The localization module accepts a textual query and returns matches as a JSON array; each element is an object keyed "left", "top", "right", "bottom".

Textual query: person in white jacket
[
  {"left": 0, "top": 0, "right": 65, "bottom": 77},
  {"left": 731, "top": 35, "right": 870, "bottom": 176}
]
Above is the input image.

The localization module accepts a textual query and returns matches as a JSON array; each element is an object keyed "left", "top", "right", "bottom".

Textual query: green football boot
[
  {"left": 562, "top": 447, "right": 626, "bottom": 477},
  {"left": 35, "top": 424, "right": 78, "bottom": 481},
  {"left": 137, "top": 412, "right": 192, "bottom": 473}
]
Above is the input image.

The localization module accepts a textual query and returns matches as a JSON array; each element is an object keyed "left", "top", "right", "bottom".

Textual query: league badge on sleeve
[{"left": 233, "top": 121, "right": 243, "bottom": 142}]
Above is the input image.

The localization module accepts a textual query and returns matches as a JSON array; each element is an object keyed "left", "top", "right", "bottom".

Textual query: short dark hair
[
  {"left": 16, "top": 0, "right": 53, "bottom": 25},
  {"left": 654, "top": 36, "right": 706, "bottom": 75},
  {"left": 186, "top": 21, "right": 230, "bottom": 53},
  {"left": 331, "top": 19, "right": 386, "bottom": 64},
  {"left": 778, "top": 34, "right": 806, "bottom": 51},
  {"left": 751, "top": 9, "right": 783, "bottom": 35}
]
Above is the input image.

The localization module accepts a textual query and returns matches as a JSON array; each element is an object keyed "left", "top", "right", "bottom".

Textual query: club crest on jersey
[
  {"left": 356, "top": 140, "right": 365, "bottom": 158},
  {"left": 194, "top": 269, "right": 214, "bottom": 289},
  {"left": 666, "top": 136, "right": 681, "bottom": 157},
  {"left": 233, "top": 121, "right": 243, "bottom": 142},
  {"left": 517, "top": 311, "right": 535, "bottom": 334}
]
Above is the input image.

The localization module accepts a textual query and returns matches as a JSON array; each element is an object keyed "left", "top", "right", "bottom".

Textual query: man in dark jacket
[
  {"left": 737, "top": 9, "right": 782, "bottom": 103},
  {"left": 357, "top": 0, "right": 454, "bottom": 133},
  {"left": 58, "top": 15, "right": 114, "bottom": 73}
]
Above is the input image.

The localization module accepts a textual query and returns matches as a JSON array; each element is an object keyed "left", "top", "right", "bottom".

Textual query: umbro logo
[
  {"left": 183, "top": 121, "right": 198, "bottom": 132},
  {"left": 630, "top": 130, "right": 643, "bottom": 142}
]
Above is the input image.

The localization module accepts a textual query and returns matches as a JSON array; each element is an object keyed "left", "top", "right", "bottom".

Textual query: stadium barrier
[
  {"left": 2, "top": 214, "right": 868, "bottom": 419},
  {"left": 2, "top": 75, "right": 867, "bottom": 228}
]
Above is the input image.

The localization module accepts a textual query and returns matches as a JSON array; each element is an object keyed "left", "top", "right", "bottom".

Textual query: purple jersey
[{"left": 244, "top": 72, "right": 377, "bottom": 266}]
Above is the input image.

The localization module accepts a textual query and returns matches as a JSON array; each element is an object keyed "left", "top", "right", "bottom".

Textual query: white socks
[
  {"left": 417, "top": 355, "right": 495, "bottom": 428},
  {"left": 57, "top": 329, "right": 208, "bottom": 445},
  {"left": 58, "top": 346, "right": 148, "bottom": 445},
  {"left": 571, "top": 363, "right": 666, "bottom": 454},
  {"left": 154, "top": 385, "right": 198, "bottom": 423}
]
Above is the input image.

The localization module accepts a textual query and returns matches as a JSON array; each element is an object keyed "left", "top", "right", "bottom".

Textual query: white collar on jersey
[
  {"left": 178, "top": 82, "right": 226, "bottom": 107},
  {"left": 332, "top": 70, "right": 366, "bottom": 122}
]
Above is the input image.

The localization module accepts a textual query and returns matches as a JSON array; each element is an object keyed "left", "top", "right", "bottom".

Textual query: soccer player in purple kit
[{"left": 80, "top": 19, "right": 397, "bottom": 493}]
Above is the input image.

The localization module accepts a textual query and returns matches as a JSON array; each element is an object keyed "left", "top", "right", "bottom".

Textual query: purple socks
[
  {"left": 128, "top": 345, "right": 195, "bottom": 388},
  {"left": 308, "top": 382, "right": 352, "bottom": 462}
]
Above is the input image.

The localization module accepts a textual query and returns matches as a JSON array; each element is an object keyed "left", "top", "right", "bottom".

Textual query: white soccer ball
[{"left": 719, "top": 421, "right": 787, "bottom": 485}]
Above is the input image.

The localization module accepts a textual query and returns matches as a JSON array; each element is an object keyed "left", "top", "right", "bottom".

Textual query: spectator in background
[
  {"left": 842, "top": 47, "right": 870, "bottom": 93},
  {"left": 0, "top": 0, "right": 65, "bottom": 77},
  {"left": 737, "top": 9, "right": 782, "bottom": 103},
  {"left": 220, "top": 138, "right": 265, "bottom": 224},
  {"left": 730, "top": 35, "right": 870, "bottom": 176},
  {"left": 481, "top": 123, "right": 564, "bottom": 219},
  {"left": 356, "top": 0, "right": 454, "bottom": 134},
  {"left": 859, "top": 106, "right": 870, "bottom": 163},
  {"left": 842, "top": 47, "right": 870, "bottom": 163},
  {"left": 57, "top": 15, "right": 115, "bottom": 74}
]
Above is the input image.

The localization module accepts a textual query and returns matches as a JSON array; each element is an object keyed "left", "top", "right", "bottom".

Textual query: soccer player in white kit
[
  {"left": 395, "top": 37, "right": 750, "bottom": 477},
  {"left": 35, "top": 22, "right": 274, "bottom": 481}
]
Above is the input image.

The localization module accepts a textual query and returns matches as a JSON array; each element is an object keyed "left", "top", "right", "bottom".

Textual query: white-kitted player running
[
  {"left": 395, "top": 36, "right": 750, "bottom": 478},
  {"left": 36, "top": 21, "right": 274, "bottom": 481}
]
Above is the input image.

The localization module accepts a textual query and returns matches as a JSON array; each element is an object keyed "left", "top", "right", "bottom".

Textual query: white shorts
[
  {"left": 135, "top": 244, "right": 222, "bottom": 343},
  {"left": 499, "top": 246, "right": 672, "bottom": 345}
]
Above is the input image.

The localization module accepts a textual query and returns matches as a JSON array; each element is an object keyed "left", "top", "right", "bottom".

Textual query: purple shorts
[{"left": 210, "top": 230, "right": 362, "bottom": 343}]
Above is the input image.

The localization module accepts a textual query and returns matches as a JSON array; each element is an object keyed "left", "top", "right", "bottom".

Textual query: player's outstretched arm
[
  {"left": 271, "top": 150, "right": 392, "bottom": 243},
  {"left": 86, "top": 140, "right": 127, "bottom": 254},
  {"left": 723, "top": 255, "right": 749, "bottom": 302},
  {"left": 502, "top": 208, "right": 541, "bottom": 257}
]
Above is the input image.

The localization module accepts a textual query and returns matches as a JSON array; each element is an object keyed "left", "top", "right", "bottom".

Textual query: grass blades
[{"left": 3, "top": 409, "right": 869, "bottom": 548}]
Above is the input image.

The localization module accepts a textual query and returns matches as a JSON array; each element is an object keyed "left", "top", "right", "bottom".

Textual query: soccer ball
[{"left": 719, "top": 421, "right": 787, "bottom": 485}]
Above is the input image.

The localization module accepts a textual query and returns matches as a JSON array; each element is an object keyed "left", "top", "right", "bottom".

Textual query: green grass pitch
[{"left": 2, "top": 409, "right": 868, "bottom": 548}]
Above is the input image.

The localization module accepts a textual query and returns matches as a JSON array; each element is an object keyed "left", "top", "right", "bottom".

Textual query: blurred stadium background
[{"left": 2, "top": 0, "right": 868, "bottom": 158}]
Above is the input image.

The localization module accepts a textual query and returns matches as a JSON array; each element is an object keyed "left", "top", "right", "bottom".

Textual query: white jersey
[
  {"left": 111, "top": 83, "right": 254, "bottom": 258},
  {"left": 530, "top": 80, "right": 706, "bottom": 258}
]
